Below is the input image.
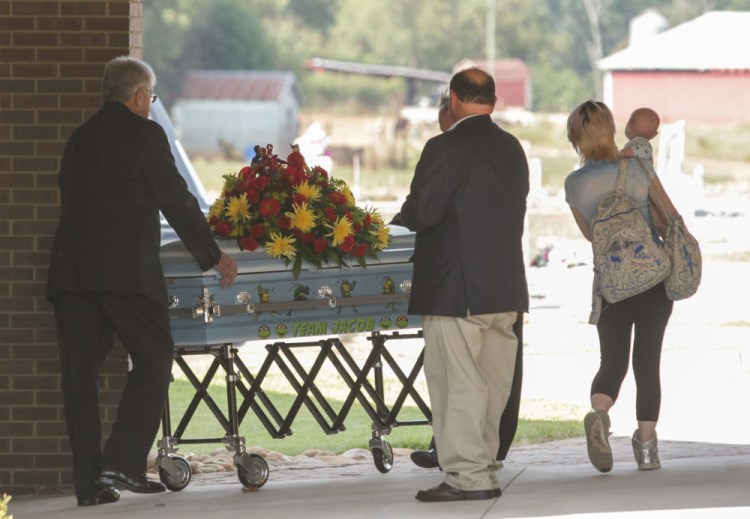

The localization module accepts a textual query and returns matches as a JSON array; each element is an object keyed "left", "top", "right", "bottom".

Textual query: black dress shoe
[
  {"left": 410, "top": 448, "right": 440, "bottom": 469},
  {"left": 416, "top": 482, "right": 501, "bottom": 502},
  {"left": 77, "top": 486, "right": 121, "bottom": 507},
  {"left": 95, "top": 470, "right": 166, "bottom": 494}
]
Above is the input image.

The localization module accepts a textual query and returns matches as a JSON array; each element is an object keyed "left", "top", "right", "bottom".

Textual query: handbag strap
[
  {"left": 615, "top": 158, "right": 629, "bottom": 195},
  {"left": 633, "top": 157, "right": 672, "bottom": 224}
]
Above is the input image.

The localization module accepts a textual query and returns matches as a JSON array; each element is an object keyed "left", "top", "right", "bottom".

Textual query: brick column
[{"left": 0, "top": 0, "right": 142, "bottom": 496}]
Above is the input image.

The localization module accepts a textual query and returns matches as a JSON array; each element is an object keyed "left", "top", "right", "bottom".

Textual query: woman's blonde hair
[{"left": 567, "top": 100, "right": 619, "bottom": 163}]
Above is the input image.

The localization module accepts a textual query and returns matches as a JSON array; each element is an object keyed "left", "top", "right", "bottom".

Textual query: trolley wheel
[
  {"left": 372, "top": 440, "right": 393, "bottom": 473},
  {"left": 158, "top": 455, "right": 192, "bottom": 492},
  {"left": 237, "top": 453, "right": 269, "bottom": 489}
]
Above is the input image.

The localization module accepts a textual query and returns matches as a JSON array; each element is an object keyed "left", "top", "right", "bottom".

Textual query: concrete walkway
[{"left": 10, "top": 437, "right": 750, "bottom": 518}]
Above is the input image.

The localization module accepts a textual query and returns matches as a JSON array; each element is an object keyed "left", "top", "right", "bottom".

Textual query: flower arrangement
[
  {"left": 0, "top": 494, "right": 12, "bottom": 519},
  {"left": 208, "top": 144, "right": 390, "bottom": 278}
]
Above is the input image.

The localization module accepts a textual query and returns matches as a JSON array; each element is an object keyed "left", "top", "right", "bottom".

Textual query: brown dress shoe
[{"left": 415, "top": 482, "right": 501, "bottom": 502}]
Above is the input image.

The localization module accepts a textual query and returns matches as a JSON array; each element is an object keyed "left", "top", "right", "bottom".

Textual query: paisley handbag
[
  {"left": 660, "top": 213, "right": 701, "bottom": 300},
  {"left": 637, "top": 159, "right": 702, "bottom": 301}
]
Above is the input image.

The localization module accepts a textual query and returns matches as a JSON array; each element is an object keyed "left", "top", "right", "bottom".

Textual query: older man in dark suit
[
  {"left": 47, "top": 56, "right": 238, "bottom": 507},
  {"left": 399, "top": 68, "right": 529, "bottom": 502}
]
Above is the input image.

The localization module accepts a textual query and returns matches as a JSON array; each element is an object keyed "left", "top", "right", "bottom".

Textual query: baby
[{"left": 620, "top": 107, "right": 660, "bottom": 170}]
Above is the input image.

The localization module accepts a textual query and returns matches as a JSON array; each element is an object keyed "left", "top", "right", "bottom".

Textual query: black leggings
[{"left": 592, "top": 282, "right": 673, "bottom": 422}]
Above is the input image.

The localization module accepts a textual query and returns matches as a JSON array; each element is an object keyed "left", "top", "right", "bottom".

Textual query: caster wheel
[
  {"left": 372, "top": 440, "right": 393, "bottom": 473},
  {"left": 237, "top": 453, "right": 269, "bottom": 489},
  {"left": 158, "top": 455, "right": 192, "bottom": 491}
]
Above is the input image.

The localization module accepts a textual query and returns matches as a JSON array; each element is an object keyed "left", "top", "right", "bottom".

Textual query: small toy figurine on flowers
[{"left": 208, "top": 144, "right": 391, "bottom": 279}]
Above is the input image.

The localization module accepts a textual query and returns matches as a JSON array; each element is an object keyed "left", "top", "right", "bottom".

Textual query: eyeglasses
[{"left": 143, "top": 87, "right": 157, "bottom": 103}]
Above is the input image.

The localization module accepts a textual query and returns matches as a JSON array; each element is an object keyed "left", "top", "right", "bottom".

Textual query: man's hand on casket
[{"left": 215, "top": 252, "right": 238, "bottom": 288}]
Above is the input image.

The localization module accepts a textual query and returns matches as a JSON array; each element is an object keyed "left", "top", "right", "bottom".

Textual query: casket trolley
[{"left": 155, "top": 227, "right": 429, "bottom": 490}]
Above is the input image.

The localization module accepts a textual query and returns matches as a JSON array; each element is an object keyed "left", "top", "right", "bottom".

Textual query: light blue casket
[{"left": 160, "top": 225, "right": 419, "bottom": 347}]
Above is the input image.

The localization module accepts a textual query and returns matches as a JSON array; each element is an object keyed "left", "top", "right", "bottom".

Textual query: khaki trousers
[{"left": 423, "top": 312, "right": 518, "bottom": 491}]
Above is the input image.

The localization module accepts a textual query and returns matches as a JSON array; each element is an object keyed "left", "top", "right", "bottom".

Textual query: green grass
[
  {"left": 685, "top": 123, "right": 750, "bottom": 162},
  {"left": 721, "top": 321, "right": 750, "bottom": 328},
  {"left": 161, "top": 377, "right": 584, "bottom": 456},
  {"left": 189, "top": 117, "right": 750, "bottom": 196},
  {"left": 191, "top": 157, "right": 244, "bottom": 194}
]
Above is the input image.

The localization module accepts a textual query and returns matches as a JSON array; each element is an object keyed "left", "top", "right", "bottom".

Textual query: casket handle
[{"left": 336, "top": 293, "right": 410, "bottom": 307}]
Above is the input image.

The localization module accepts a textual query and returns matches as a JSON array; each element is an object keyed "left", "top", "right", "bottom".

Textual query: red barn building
[
  {"left": 599, "top": 11, "right": 750, "bottom": 125},
  {"left": 454, "top": 58, "right": 532, "bottom": 110}
]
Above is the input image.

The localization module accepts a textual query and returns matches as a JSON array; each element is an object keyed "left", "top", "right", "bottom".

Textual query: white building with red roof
[
  {"left": 599, "top": 11, "right": 750, "bottom": 125},
  {"left": 172, "top": 70, "right": 303, "bottom": 157}
]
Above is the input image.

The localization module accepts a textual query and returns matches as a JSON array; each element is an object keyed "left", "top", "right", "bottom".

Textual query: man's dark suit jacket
[
  {"left": 399, "top": 114, "right": 529, "bottom": 317},
  {"left": 47, "top": 102, "right": 221, "bottom": 306}
]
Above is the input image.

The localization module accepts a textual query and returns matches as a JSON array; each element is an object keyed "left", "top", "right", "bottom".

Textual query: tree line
[{"left": 143, "top": 0, "right": 750, "bottom": 113}]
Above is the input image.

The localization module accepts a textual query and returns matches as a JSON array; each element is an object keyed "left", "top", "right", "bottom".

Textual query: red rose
[
  {"left": 277, "top": 215, "right": 292, "bottom": 229},
  {"left": 250, "top": 175, "right": 269, "bottom": 191},
  {"left": 299, "top": 232, "right": 315, "bottom": 243},
  {"left": 345, "top": 211, "right": 353, "bottom": 221},
  {"left": 323, "top": 207, "right": 337, "bottom": 222},
  {"left": 239, "top": 166, "right": 252, "bottom": 178},
  {"left": 214, "top": 221, "right": 232, "bottom": 236},
  {"left": 339, "top": 235, "right": 355, "bottom": 253},
  {"left": 353, "top": 222, "right": 363, "bottom": 233},
  {"left": 259, "top": 197, "right": 281, "bottom": 217},
  {"left": 293, "top": 193, "right": 306, "bottom": 206},
  {"left": 328, "top": 192, "right": 346, "bottom": 205},
  {"left": 313, "top": 166, "right": 328, "bottom": 179},
  {"left": 245, "top": 188, "right": 260, "bottom": 204},
  {"left": 364, "top": 214, "right": 372, "bottom": 228},
  {"left": 313, "top": 238, "right": 328, "bottom": 253},
  {"left": 250, "top": 224, "right": 265, "bottom": 239},
  {"left": 240, "top": 237, "right": 258, "bottom": 251},
  {"left": 353, "top": 243, "right": 368, "bottom": 257}
]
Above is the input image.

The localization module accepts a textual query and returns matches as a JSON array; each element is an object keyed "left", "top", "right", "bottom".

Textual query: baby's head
[{"left": 625, "top": 107, "right": 660, "bottom": 141}]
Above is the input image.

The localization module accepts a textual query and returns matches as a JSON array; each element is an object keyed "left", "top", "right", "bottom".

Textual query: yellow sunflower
[
  {"left": 341, "top": 185, "right": 355, "bottom": 206},
  {"left": 325, "top": 215, "right": 353, "bottom": 247},
  {"left": 286, "top": 202, "right": 317, "bottom": 233},
  {"left": 208, "top": 198, "right": 224, "bottom": 220},
  {"left": 265, "top": 232, "right": 297, "bottom": 260},
  {"left": 371, "top": 222, "right": 390, "bottom": 250},
  {"left": 295, "top": 180, "right": 322, "bottom": 202},
  {"left": 225, "top": 193, "right": 250, "bottom": 224},
  {"left": 369, "top": 209, "right": 383, "bottom": 226}
]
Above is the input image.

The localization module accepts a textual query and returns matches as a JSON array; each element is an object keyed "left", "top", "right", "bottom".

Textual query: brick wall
[{"left": 0, "top": 0, "right": 142, "bottom": 496}]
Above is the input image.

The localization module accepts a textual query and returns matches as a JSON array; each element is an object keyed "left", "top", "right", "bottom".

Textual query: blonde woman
[{"left": 564, "top": 100, "right": 677, "bottom": 473}]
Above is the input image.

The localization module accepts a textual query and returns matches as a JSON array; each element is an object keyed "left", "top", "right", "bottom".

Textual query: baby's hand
[{"left": 618, "top": 147, "right": 635, "bottom": 158}]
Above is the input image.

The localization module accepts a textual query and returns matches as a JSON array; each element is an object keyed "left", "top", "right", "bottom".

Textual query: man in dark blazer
[
  {"left": 399, "top": 68, "right": 529, "bottom": 502},
  {"left": 47, "top": 56, "right": 238, "bottom": 507},
  {"left": 410, "top": 89, "right": 524, "bottom": 471}
]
